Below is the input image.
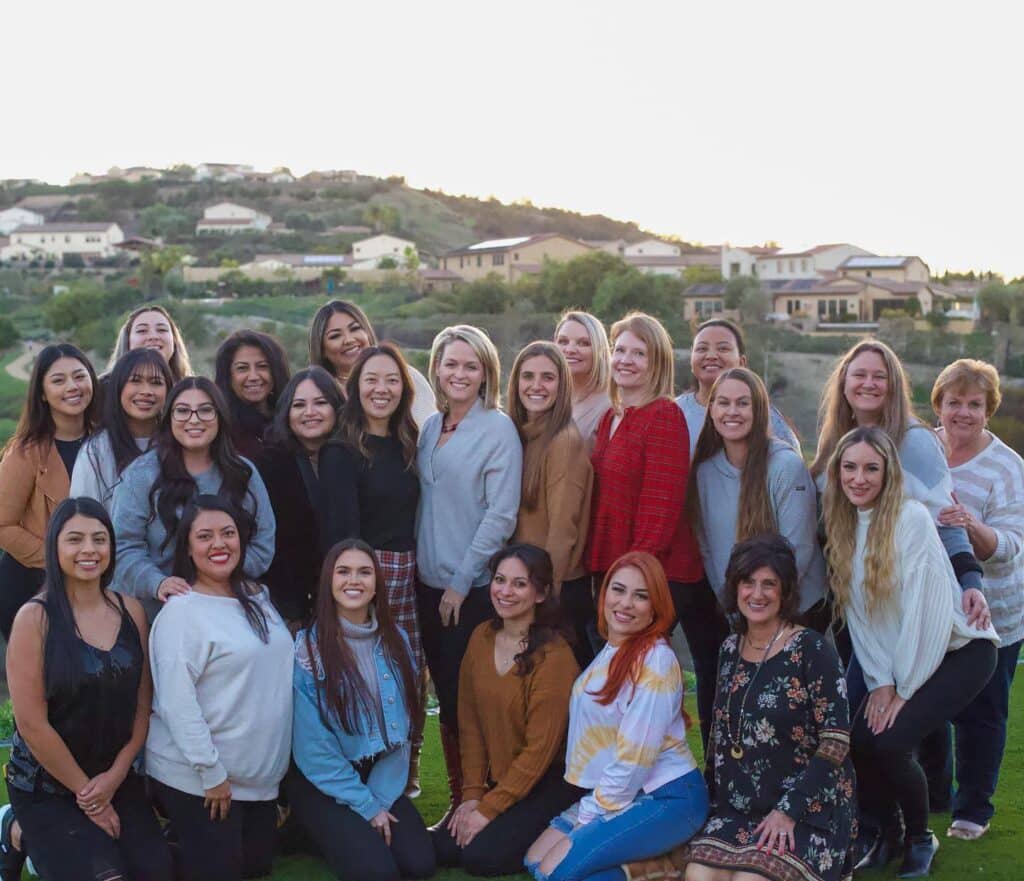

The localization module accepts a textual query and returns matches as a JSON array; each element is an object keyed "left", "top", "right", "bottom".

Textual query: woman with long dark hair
[
  {"left": 288, "top": 539, "right": 435, "bottom": 881},
  {"left": 71, "top": 348, "right": 173, "bottom": 511},
  {"left": 147, "top": 496, "right": 293, "bottom": 881},
  {"left": 111, "top": 377, "right": 275, "bottom": 619},
  {"left": 108, "top": 304, "right": 193, "bottom": 384},
  {"left": 433, "top": 544, "right": 582, "bottom": 877},
  {"left": 309, "top": 299, "right": 436, "bottom": 425},
  {"left": 256, "top": 365, "right": 343, "bottom": 628},
  {"left": 3, "top": 497, "right": 172, "bottom": 881},
  {"left": 0, "top": 343, "right": 98, "bottom": 639},
  {"left": 214, "top": 329, "right": 291, "bottom": 460}
]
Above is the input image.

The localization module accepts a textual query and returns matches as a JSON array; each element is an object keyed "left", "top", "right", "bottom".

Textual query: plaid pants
[{"left": 374, "top": 549, "right": 423, "bottom": 670}]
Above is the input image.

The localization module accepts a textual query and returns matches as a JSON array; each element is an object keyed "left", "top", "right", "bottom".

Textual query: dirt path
[{"left": 5, "top": 342, "right": 34, "bottom": 382}]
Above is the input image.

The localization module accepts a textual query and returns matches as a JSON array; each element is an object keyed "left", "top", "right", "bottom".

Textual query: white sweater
[
  {"left": 847, "top": 500, "right": 999, "bottom": 700},
  {"left": 69, "top": 431, "right": 150, "bottom": 513},
  {"left": 146, "top": 588, "right": 294, "bottom": 800}
]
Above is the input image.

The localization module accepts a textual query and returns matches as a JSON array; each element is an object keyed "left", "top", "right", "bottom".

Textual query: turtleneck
[{"left": 340, "top": 610, "right": 386, "bottom": 735}]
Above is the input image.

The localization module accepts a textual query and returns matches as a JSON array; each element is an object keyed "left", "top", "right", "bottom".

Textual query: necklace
[
  {"left": 724, "top": 624, "right": 785, "bottom": 760},
  {"left": 440, "top": 420, "right": 459, "bottom": 434}
]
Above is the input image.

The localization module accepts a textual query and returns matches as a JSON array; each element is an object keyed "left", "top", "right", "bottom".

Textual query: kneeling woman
[
  {"left": 686, "top": 535, "right": 856, "bottom": 881},
  {"left": 146, "top": 497, "right": 293, "bottom": 881},
  {"left": 289, "top": 539, "right": 435, "bottom": 881},
  {"left": 433, "top": 544, "right": 582, "bottom": 876},
  {"left": 823, "top": 427, "right": 999, "bottom": 877},
  {"left": 5, "top": 498, "right": 172, "bottom": 881},
  {"left": 526, "top": 551, "right": 708, "bottom": 881}
]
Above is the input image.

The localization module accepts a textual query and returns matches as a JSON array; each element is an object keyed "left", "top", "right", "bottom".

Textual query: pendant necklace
[{"left": 725, "top": 624, "right": 785, "bottom": 760}]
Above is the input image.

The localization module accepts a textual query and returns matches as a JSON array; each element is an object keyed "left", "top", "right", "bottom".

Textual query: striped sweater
[
  {"left": 946, "top": 431, "right": 1024, "bottom": 645},
  {"left": 565, "top": 639, "right": 697, "bottom": 824}
]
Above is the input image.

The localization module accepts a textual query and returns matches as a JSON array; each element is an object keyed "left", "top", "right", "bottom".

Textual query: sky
[{"left": 7, "top": 0, "right": 1023, "bottom": 277}]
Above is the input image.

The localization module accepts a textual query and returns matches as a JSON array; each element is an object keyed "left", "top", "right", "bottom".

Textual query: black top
[
  {"left": 321, "top": 436, "right": 419, "bottom": 552},
  {"left": 54, "top": 436, "right": 84, "bottom": 482},
  {"left": 230, "top": 402, "right": 273, "bottom": 462},
  {"left": 7, "top": 593, "right": 142, "bottom": 795}
]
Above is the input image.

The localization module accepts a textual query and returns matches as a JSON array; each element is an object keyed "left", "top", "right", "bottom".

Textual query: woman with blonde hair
[
  {"left": 108, "top": 305, "right": 193, "bottom": 384},
  {"left": 416, "top": 324, "right": 522, "bottom": 823},
  {"left": 507, "top": 341, "right": 594, "bottom": 665},
  {"left": 554, "top": 311, "right": 611, "bottom": 452},
  {"left": 822, "top": 426, "right": 998, "bottom": 877}
]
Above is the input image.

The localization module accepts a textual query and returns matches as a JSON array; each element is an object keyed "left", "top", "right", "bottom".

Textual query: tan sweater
[
  {"left": 513, "top": 424, "right": 593, "bottom": 587},
  {"left": 458, "top": 623, "right": 579, "bottom": 819}
]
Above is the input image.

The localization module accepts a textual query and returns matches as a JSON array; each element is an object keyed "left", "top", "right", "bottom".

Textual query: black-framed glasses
[{"left": 171, "top": 404, "right": 218, "bottom": 423}]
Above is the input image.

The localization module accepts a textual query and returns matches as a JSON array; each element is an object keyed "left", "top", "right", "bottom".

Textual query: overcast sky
[{"left": 7, "top": 1, "right": 1022, "bottom": 277}]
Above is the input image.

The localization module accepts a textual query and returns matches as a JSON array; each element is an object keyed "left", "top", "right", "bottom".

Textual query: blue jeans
[{"left": 525, "top": 769, "right": 709, "bottom": 881}]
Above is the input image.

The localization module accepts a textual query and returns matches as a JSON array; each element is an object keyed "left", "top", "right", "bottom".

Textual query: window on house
[
  {"left": 829, "top": 299, "right": 838, "bottom": 316},
  {"left": 514, "top": 253, "right": 520, "bottom": 261},
  {"left": 801, "top": 259, "right": 809, "bottom": 271},
  {"left": 713, "top": 300, "right": 723, "bottom": 313},
  {"left": 476, "top": 255, "right": 482, "bottom": 267},
  {"left": 493, "top": 254, "right": 504, "bottom": 266},
  {"left": 729, "top": 262, "right": 741, "bottom": 276},
  {"left": 818, "top": 300, "right": 827, "bottom": 317},
  {"left": 788, "top": 260, "right": 795, "bottom": 273},
  {"left": 866, "top": 270, "right": 872, "bottom": 277},
  {"left": 459, "top": 257, "right": 464, "bottom": 269}
]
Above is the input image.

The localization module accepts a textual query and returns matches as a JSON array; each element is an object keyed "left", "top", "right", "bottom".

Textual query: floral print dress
[{"left": 688, "top": 628, "right": 857, "bottom": 881}]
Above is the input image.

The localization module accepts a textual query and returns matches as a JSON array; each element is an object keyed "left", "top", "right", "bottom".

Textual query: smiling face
[
  {"left": 437, "top": 339, "right": 484, "bottom": 407},
  {"left": 358, "top": 353, "right": 404, "bottom": 428},
  {"left": 710, "top": 377, "right": 754, "bottom": 444},
  {"left": 128, "top": 310, "right": 175, "bottom": 361},
  {"left": 737, "top": 565, "right": 783, "bottom": 629},
  {"left": 490, "top": 555, "right": 544, "bottom": 625},
  {"left": 938, "top": 385, "right": 988, "bottom": 447},
  {"left": 555, "top": 319, "right": 594, "bottom": 381},
  {"left": 517, "top": 354, "right": 560, "bottom": 418},
  {"left": 57, "top": 513, "right": 111, "bottom": 585},
  {"left": 323, "top": 310, "right": 371, "bottom": 378},
  {"left": 843, "top": 350, "right": 890, "bottom": 424},
  {"left": 120, "top": 367, "right": 167, "bottom": 431},
  {"left": 610, "top": 330, "right": 650, "bottom": 398},
  {"left": 188, "top": 509, "right": 241, "bottom": 583},
  {"left": 43, "top": 356, "right": 93, "bottom": 420},
  {"left": 603, "top": 564, "right": 654, "bottom": 645},
  {"left": 288, "top": 378, "right": 336, "bottom": 450},
  {"left": 839, "top": 441, "right": 886, "bottom": 509},
  {"left": 170, "top": 388, "right": 219, "bottom": 452},
  {"left": 229, "top": 344, "right": 273, "bottom": 407},
  {"left": 691, "top": 325, "right": 745, "bottom": 393},
  {"left": 330, "top": 548, "right": 377, "bottom": 623}
]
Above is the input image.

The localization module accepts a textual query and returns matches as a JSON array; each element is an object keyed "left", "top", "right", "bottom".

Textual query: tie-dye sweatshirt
[{"left": 565, "top": 639, "right": 697, "bottom": 824}]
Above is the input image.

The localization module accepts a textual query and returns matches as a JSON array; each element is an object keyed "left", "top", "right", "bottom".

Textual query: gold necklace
[{"left": 724, "top": 624, "right": 784, "bottom": 760}]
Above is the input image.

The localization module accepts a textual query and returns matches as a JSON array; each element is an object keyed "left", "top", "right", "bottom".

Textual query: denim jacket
[{"left": 292, "top": 626, "right": 412, "bottom": 820}]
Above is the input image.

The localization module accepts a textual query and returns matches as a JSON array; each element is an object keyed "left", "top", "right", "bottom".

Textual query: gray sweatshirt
[
  {"left": 416, "top": 400, "right": 522, "bottom": 595},
  {"left": 695, "top": 440, "right": 825, "bottom": 611},
  {"left": 676, "top": 391, "right": 800, "bottom": 459},
  {"left": 70, "top": 431, "right": 150, "bottom": 513}
]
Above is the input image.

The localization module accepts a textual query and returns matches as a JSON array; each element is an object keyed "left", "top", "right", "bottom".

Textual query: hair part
[
  {"left": 100, "top": 348, "right": 174, "bottom": 478},
  {"left": 931, "top": 358, "right": 1002, "bottom": 418},
  {"left": 608, "top": 312, "right": 675, "bottom": 410},
  {"left": 429, "top": 324, "right": 502, "bottom": 411},
  {"left": 555, "top": 310, "right": 611, "bottom": 398},
  {"left": 308, "top": 300, "right": 377, "bottom": 379},
  {"left": 265, "top": 366, "right": 343, "bottom": 454},
  {"left": 721, "top": 534, "right": 801, "bottom": 633}
]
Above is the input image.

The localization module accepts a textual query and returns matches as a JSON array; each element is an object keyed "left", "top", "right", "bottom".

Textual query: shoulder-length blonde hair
[
  {"left": 608, "top": 312, "right": 674, "bottom": 410},
  {"left": 507, "top": 341, "right": 575, "bottom": 510},
  {"left": 810, "top": 339, "right": 915, "bottom": 477},
  {"left": 555, "top": 310, "right": 610, "bottom": 398},
  {"left": 429, "top": 324, "right": 501, "bottom": 411},
  {"left": 308, "top": 299, "right": 377, "bottom": 378},
  {"left": 108, "top": 304, "right": 192, "bottom": 382},
  {"left": 931, "top": 358, "right": 1002, "bottom": 419},
  {"left": 822, "top": 426, "right": 905, "bottom": 619}
]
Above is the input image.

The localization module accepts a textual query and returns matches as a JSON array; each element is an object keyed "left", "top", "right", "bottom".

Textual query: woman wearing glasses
[{"left": 111, "top": 378, "right": 275, "bottom": 620}]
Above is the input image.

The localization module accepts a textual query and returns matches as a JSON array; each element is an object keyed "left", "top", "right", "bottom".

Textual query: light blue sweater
[
  {"left": 694, "top": 440, "right": 825, "bottom": 611},
  {"left": 415, "top": 400, "right": 522, "bottom": 595}
]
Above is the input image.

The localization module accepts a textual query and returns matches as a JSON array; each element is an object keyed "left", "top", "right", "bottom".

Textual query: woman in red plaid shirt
[{"left": 585, "top": 312, "right": 721, "bottom": 749}]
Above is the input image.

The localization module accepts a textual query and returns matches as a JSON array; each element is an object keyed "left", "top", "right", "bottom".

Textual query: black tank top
[{"left": 7, "top": 593, "right": 143, "bottom": 795}]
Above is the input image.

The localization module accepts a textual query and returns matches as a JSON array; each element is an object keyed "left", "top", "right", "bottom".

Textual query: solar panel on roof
[
  {"left": 468, "top": 236, "right": 531, "bottom": 250},
  {"left": 844, "top": 256, "right": 907, "bottom": 268}
]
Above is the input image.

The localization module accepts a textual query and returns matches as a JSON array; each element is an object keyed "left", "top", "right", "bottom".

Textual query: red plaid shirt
[{"left": 585, "top": 397, "right": 703, "bottom": 583}]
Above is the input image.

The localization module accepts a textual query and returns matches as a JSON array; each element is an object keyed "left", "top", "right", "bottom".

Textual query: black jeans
[
  {"left": 559, "top": 575, "right": 597, "bottom": 670},
  {"left": 287, "top": 766, "right": 435, "bottom": 881},
  {"left": 415, "top": 581, "right": 493, "bottom": 726},
  {"left": 151, "top": 778, "right": 277, "bottom": 881},
  {"left": 850, "top": 638, "right": 997, "bottom": 837},
  {"left": 432, "top": 764, "right": 584, "bottom": 877},
  {"left": 10, "top": 770, "right": 172, "bottom": 881}
]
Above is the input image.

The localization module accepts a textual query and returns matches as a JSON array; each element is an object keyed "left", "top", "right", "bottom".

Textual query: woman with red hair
[{"left": 525, "top": 552, "right": 708, "bottom": 881}]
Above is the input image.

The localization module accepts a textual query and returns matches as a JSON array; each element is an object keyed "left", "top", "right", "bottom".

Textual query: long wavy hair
[
  {"left": 338, "top": 344, "right": 419, "bottom": 469},
  {"left": 822, "top": 426, "right": 905, "bottom": 618},
  {"left": 108, "top": 304, "right": 192, "bottom": 382},
  {"left": 306, "top": 539, "right": 420, "bottom": 735},
  {"left": 40, "top": 497, "right": 121, "bottom": 695},
  {"left": 6, "top": 343, "right": 99, "bottom": 455},
  {"left": 264, "top": 366, "right": 343, "bottom": 454},
  {"left": 685, "top": 367, "right": 776, "bottom": 540},
  {"left": 507, "top": 342, "right": 575, "bottom": 510},
  {"left": 592, "top": 551, "right": 677, "bottom": 706},
  {"left": 810, "top": 340, "right": 915, "bottom": 477},
  {"left": 554, "top": 310, "right": 611, "bottom": 399},
  {"left": 308, "top": 300, "right": 377, "bottom": 381},
  {"left": 608, "top": 312, "right": 675, "bottom": 410},
  {"left": 171, "top": 495, "right": 267, "bottom": 641},
  {"left": 150, "top": 378, "right": 254, "bottom": 550},
  {"left": 214, "top": 329, "right": 291, "bottom": 418},
  {"left": 486, "top": 544, "right": 565, "bottom": 675}
]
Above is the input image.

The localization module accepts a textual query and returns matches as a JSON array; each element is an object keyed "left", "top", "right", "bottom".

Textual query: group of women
[{"left": 0, "top": 298, "right": 1019, "bottom": 881}]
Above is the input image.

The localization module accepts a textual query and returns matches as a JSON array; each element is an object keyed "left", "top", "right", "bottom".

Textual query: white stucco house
[
  {"left": 1, "top": 222, "right": 125, "bottom": 261},
  {"left": 0, "top": 207, "right": 45, "bottom": 235},
  {"left": 754, "top": 243, "right": 874, "bottom": 280},
  {"left": 351, "top": 234, "right": 418, "bottom": 268},
  {"left": 195, "top": 202, "right": 272, "bottom": 235},
  {"left": 623, "top": 238, "right": 681, "bottom": 257}
]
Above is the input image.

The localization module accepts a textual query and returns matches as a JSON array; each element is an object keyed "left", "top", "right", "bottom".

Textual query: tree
[
  {"left": 362, "top": 203, "right": 401, "bottom": 233},
  {"left": 925, "top": 310, "right": 950, "bottom": 331},
  {"left": 540, "top": 251, "right": 628, "bottom": 312},
  {"left": 0, "top": 315, "right": 18, "bottom": 348},
  {"left": 378, "top": 257, "right": 398, "bottom": 270},
  {"left": 456, "top": 275, "right": 510, "bottom": 314},
  {"left": 592, "top": 269, "right": 674, "bottom": 322},
  {"left": 738, "top": 286, "right": 770, "bottom": 323},
  {"left": 138, "top": 246, "right": 188, "bottom": 299},
  {"left": 140, "top": 204, "right": 192, "bottom": 239},
  {"left": 725, "top": 274, "right": 759, "bottom": 310}
]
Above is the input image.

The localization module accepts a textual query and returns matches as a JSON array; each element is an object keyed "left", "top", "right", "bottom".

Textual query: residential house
[
  {"left": 301, "top": 169, "right": 359, "bottom": 184},
  {"left": 584, "top": 238, "right": 627, "bottom": 255},
  {"left": 351, "top": 234, "right": 418, "bottom": 269},
  {"left": 242, "top": 167, "right": 296, "bottom": 184},
  {"left": 0, "top": 206, "right": 44, "bottom": 235},
  {"left": 837, "top": 255, "right": 930, "bottom": 284},
  {"left": 1, "top": 222, "right": 125, "bottom": 261},
  {"left": 755, "top": 243, "right": 875, "bottom": 280},
  {"left": 14, "top": 195, "right": 79, "bottom": 221},
  {"left": 771, "top": 275, "right": 953, "bottom": 323},
  {"left": 624, "top": 239, "right": 680, "bottom": 257},
  {"left": 440, "top": 234, "right": 593, "bottom": 283},
  {"left": 195, "top": 202, "right": 272, "bottom": 235},
  {"left": 626, "top": 247, "right": 723, "bottom": 279},
  {"left": 109, "top": 166, "right": 165, "bottom": 183},
  {"left": 720, "top": 244, "right": 781, "bottom": 278},
  {"left": 681, "top": 283, "right": 728, "bottom": 322},
  {"left": 320, "top": 224, "right": 373, "bottom": 237},
  {"left": 193, "top": 163, "right": 254, "bottom": 182}
]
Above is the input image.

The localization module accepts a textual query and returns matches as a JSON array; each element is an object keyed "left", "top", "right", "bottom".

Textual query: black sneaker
[{"left": 0, "top": 804, "right": 26, "bottom": 881}]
